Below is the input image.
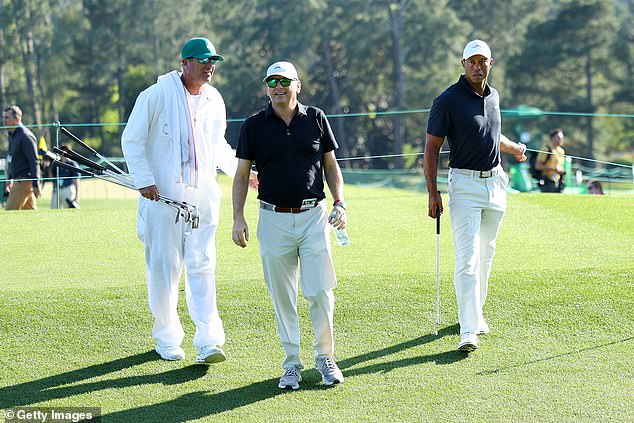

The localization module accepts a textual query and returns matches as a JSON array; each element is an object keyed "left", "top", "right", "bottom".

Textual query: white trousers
[
  {"left": 448, "top": 168, "right": 508, "bottom": 335},
  {"left": 51, "top": 185, "right": 77, "bottom": 208},
  {"left": 138, "top": 175, "right": 224, "bottom": 350},
  {"left": 257, "top": 202, "right": 337, "bottom": 369}
]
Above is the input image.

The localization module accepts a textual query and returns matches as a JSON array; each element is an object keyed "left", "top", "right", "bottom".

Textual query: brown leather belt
[{"left": 260, "top": 202, "right": 311, "bottom": 213}]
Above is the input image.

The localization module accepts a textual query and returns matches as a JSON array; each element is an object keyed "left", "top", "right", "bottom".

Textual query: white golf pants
[
  {"left": 138, "top": 178, "right": 225, "bottom": 350},
  {"left": 257, "top": 202, "right": 337, "bottom": 369},
  {"left": 448, "top": 167, "right": 508, "bottom": 335}
]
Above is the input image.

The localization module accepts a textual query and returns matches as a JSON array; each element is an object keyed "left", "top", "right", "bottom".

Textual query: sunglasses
[
  {"left": 188, "top": 57, "right": 217, "bottom": 65},
  {"left": 266, "top": 78, "right": 294, "bottom": 88}
]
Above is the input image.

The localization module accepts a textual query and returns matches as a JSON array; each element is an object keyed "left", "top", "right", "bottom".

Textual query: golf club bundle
[{"left": 48, "top": 127, "right": 200, "bottom": 230}]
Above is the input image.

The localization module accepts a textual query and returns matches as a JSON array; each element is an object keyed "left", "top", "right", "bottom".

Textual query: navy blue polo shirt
[
  {"left": 236, "top": 102, "right": 338, "bottom": 208},
  {"left": 426, "top": 74, "right": 501, "bottom": 171}
]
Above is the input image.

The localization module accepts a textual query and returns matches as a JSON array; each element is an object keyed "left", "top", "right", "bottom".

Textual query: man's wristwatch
[{"left": 333, "top": 200, "right": 347, "bottom": 210}]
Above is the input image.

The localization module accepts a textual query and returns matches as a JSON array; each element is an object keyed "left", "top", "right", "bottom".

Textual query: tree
[{"left": 509, "top": 0, "right": 617, "bottom": 159}]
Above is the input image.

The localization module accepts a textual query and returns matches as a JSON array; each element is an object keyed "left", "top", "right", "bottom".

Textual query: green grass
[{"left": 1, "top": 177, "right": 633, "bottom": 422}]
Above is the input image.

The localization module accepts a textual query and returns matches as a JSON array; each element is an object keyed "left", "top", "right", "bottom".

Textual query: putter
[{"left": 434, "top": 203, "right": 441, "bottom": 336}]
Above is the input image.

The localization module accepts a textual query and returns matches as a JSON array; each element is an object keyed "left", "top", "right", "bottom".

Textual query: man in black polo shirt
[
  {"left": 232, "top": 61, "right": 347, "bottom": 389},
  {"left": 424, "top": 40, "right": 527, "bottom": 353},
  {"left": 3, "top": 105, "right": 41, "bottom": 210}
]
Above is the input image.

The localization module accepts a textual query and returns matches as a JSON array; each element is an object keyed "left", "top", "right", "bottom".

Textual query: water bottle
[{"left": 333, "top": 227, "right": 350, "bottom": 247}]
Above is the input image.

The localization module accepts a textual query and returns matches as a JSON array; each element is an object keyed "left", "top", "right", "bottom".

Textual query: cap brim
[
  {"left": 263, "top": 73, "right": 295, "bottom": 82},
  {"left": 192, "top": 54, "right": 224, "bottom": 61}
]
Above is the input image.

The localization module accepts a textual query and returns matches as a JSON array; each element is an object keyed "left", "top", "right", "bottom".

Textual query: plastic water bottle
[{"left": 333, "top": 227, "right": 350, "bottom": 247}]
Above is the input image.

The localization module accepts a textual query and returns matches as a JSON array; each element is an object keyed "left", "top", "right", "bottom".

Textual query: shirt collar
[
  {"left": 264, "top": 101, "right": 308, "bottom": 118},
  {"left": 459, "top": 74, "right": 491, "bottom": 97}
]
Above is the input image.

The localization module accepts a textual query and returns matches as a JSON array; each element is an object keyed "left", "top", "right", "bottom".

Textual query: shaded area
[{"left": 477, "top": 335, "right": 634, "bottom": 376}]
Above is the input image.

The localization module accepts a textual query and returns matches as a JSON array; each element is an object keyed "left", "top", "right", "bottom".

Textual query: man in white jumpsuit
[{"left": 122, "top": 37, "right": 251, "bottom": 363}]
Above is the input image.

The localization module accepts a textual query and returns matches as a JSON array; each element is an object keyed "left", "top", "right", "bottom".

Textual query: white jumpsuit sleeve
[
  {"left": 121, "top": 89, "right": 157, "bottom": 189},
  {"left": 210, "top": 91, "right": 238, "bottom": 178}
]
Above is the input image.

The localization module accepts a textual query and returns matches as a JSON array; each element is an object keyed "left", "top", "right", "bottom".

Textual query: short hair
[
  {"left": 550, "top": 128, "right": 563, "bottom": 138},
  {"left": 3, "top": 105, "right": 22, "bottom": 119}
]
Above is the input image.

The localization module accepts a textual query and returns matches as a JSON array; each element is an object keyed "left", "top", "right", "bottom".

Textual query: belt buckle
[
  {"left": 300, "top": 198, "right": 317, "bottom": 210},
  {"left": 479, "top": 170, "right": 493, "bottom": 178}
]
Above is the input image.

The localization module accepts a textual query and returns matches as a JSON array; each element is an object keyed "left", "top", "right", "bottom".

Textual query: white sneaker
[
  {"left": 278, "top": 365, "right": 302, "bottom": 390},
  {"left": 195, "top": 346, "right": 226, "bottom": 364},
  {"left": 315, "top": 356, "right": 344, "bottom": 386},
  {"left": 155, "top": 345, "right": 186, "bottom": 361},
  {"left": 458, "top": 333, "right": 478, "bottom": 352}
]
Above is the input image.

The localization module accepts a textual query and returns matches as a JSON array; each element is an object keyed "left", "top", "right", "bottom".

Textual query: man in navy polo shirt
[
  {"left": 424, "top": 40, "right": 527, "bottom": 352},
  {"left": 232, "top": 61, "right": 347, "bottom": 389}
]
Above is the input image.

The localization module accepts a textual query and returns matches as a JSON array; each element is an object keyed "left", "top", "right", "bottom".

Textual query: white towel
[{"left": 156, "top": 71, "right": 197, "bottom": 186}]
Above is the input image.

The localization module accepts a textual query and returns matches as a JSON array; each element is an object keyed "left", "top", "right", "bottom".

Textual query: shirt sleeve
[
  {"left": 210, "top": 92, "right": 238, "bottom": 178},
  {"left": 317, "top": 109, "right": 338, "bottom": 153},
  {"left": 426, "top": 94, "right": 450, "bottom": 138},
  {"left": 236, "top": 118, "right": 255, "bottom": 161},
  {"left": 20, "top": 131, "right": 41, "bottom": 189}
]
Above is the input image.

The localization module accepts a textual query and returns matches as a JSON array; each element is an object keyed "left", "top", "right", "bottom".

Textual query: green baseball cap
[{"left": 181, "top": 37, "right": 224, "bottom": 61}]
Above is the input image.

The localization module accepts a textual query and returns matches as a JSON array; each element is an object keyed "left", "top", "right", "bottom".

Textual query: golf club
[
  {"left": 434, "top": 202, "right": 441, "bottom": 336},
  {"left": 60, "top": 126, "right": 127, "bottom": 175}
]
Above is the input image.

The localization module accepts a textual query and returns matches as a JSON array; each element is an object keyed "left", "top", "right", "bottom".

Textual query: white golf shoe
[
  {"left": 155, "top": 345, "right": 186, "bottom": 361},
  {"left": 195, "top": 346, "right": 226, "bottom": 364},
  {"left": 278, "top": 365, "right": 302, "bottom": 390},
  {"left": 315, "top": 356, "right": 344, "bottom": 386},
  {"left": 458, "top": 332, "right": 479, "bottom": 352}
]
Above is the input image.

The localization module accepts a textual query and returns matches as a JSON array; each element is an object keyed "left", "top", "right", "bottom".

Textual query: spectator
[
  {"left": 50, "top": 144, "right": 81, "bottom": 208},
  {"left": 536, "top": 128, "right": 566, "bottom": 193},
  {"left": 3, "top": 105, "right": 41, "bottom": 210},
  {"left": 587, "top": 180, "right": 604, "bottom": 195}
]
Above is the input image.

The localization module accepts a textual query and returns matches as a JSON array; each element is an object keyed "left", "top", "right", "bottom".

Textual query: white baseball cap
[
  {"left": 462, "top": 39, "right": 492, "bottom": 60},
  {"left": 263, "top": 61, "right": 299, "bottom": 82}
]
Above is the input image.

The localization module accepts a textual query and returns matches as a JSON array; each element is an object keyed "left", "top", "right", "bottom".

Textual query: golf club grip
[
  {"left": 436, "top": 206, "right": 440, "bottom": 235},
  {"left": 60, "top": 126, "right": 98, "bottom": 154},
  {"left": 52, "top": 146, "right": 105, "bottom": 172},
  {"left": 52, "top": 159, "right": 93, "bottom": 177}
]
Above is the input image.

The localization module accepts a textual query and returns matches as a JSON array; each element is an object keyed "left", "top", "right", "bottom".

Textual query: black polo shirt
[
  {"left": 426, "top": 74, "right": 501, "bottom": 171},
  {"left": 236, "top": 102, "right": 338, "bottom": 208}
]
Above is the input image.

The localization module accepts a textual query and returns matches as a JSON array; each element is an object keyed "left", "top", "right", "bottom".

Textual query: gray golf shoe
[
  {"left": 278, "top": 365, "right": 302, "bottom": 390},
  {"left": 315, "top": 356, "right": 344, "bottom": 386}
]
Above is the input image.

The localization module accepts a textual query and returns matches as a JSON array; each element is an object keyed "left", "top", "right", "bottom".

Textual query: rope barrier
[{"left": 6, "top": 107, "right": 634, "bottom": 127}]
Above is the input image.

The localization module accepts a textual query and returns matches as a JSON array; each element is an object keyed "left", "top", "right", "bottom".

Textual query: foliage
[{"left": 1, "top": 0, "right": 633, "bottom": 163}]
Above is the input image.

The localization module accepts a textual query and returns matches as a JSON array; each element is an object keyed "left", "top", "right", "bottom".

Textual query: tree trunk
[
  {"left": 321, "top": 41, "right": 351, "bottom": 168},
  {"left": 585, "top": 52, "right": 594, "bottom": 161},
  {"left": 22, "top": 30, "right": 41, "bottom": 127},
  {"left": 388, "top": 1, "right": 406, "bottom": 169}
]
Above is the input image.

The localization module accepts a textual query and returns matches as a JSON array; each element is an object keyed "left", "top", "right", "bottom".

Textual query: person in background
[
  {"left": 424, "top": 40, "right": 527, "bottom": 353},
  {"left": 536, "top": 128, "right": 566, "bottom": 193},
  {"left": 587, "top": 180, "right": 604, "bottom": 195},
  {"left": 122, "top": 37, "right": 256, "bottom": 364},
  {"left": 232, "top": 61, "right": 347, "bottom": 389},
  {"left": 3, "top": 105, "right": 41, "bottom": 210},
  {"left": 50, "top": 144, "right": 81, "bottom": 208}
]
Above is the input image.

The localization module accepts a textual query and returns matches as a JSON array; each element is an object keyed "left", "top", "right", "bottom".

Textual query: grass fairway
[{"left": 1, "top": 177, "right": 632, "bottom": 422}]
